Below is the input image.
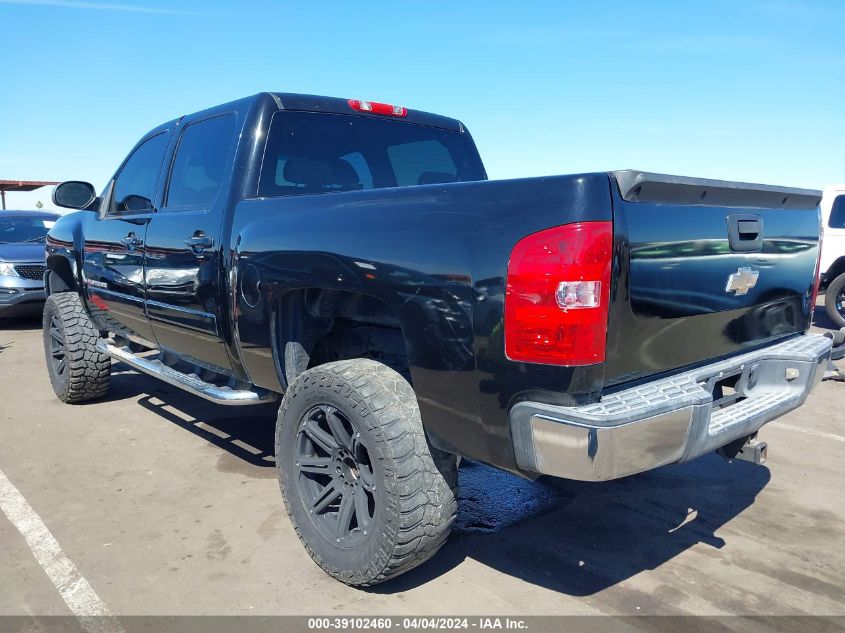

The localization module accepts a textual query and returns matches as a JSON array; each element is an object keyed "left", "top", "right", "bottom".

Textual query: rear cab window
[
  {"left": 165, "top": 113, "right": 236, "bottom": 209},
  {"left": 258, "top": 111, "right": 485, "bottom": 198}
]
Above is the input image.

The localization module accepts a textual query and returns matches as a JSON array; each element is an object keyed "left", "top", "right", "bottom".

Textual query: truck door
[
  {"left": 142, "top": 112, "right": 238, "bottom": 371},
  {"left": 82, "top": 130, "right": 170, "bottom": 346}
]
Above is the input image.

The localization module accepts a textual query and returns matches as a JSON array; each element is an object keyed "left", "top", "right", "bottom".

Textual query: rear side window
[
  {"left": 830, "top": 195, "right": 845, "bottom": 229},
  {"left": 111, "top": 132, "right": 169, "bottom": 214},
  {"left": 259, "top": 111, "right": 484, "bottom": 198},
  {"left": 166, "top": 114, "right": 236, "bottom": 208}
]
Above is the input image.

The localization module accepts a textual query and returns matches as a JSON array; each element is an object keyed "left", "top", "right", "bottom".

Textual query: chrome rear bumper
[{"left": 510, "top": 334, "right": 832, "bottom": 481}]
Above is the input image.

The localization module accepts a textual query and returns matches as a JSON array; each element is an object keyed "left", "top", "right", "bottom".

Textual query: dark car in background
[{"left": 0, "top": 210, "right": 59, "bottom": 318}]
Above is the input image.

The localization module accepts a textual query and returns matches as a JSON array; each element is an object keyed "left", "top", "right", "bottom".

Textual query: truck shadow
[
  {"left": 107, "top": 365, "right": 278, "bottom": 472},
  {"left": 106, "top": 364, "right": 769, "bottom": 597},
  {"left": 373, "top": 456, "right": 769, "bottom": 596},
  {"left": 0, "top": 314, "right": 43, "bottom": 331}
]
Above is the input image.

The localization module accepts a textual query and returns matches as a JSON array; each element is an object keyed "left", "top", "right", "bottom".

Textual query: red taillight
[
  {"left": 505, "top": 221, "right": 613, "bottom": 366},
  {"left": 348, "top": 99, "right": 407, "bottom": 117}
]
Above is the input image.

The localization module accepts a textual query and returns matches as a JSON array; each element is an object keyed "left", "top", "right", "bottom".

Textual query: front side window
[
  {"left": 830, "top": 195, "right": 845, "bottom": 229},
  {"left": 166, "top": 114, "right": 236, "bottom": 208},
  {"left": 259, "top": 111, "right": 485, "bottom": 198},
  {"left": 111, "top": 132, "right": 169, "bottom": 214}
]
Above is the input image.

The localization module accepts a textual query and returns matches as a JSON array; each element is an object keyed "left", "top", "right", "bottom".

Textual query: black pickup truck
[{"left": 44, "top": 92, "right": 833, "bottom": 586}]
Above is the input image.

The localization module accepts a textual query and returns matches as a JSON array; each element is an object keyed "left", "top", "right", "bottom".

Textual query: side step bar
[{"left": 97, "top": 341, "right": 277, "bottom": 406}]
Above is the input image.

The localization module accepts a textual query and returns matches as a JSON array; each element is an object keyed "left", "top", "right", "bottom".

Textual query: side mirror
[{"left": 52, "top": 181, "right": 98, "bottom": 210}]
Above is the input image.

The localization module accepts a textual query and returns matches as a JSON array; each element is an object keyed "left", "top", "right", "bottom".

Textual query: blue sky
[{"left": 1, "top": 0, "right": 843, "bottom": 210}]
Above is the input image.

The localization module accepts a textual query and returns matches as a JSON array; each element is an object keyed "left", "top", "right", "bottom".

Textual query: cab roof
[{"left": 268, "top": 92, "right": 465, "bottom": 133}]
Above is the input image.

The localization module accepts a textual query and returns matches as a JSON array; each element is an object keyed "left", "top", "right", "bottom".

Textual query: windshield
[
  {"left": 259, "top": 111, "right": 486, "bottom": 197},
  {"left": 0, "top": 216, "right": 57, "bottom": 243}
]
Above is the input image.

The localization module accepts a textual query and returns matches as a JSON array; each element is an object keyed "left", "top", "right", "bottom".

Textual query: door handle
[
  {"left": 121, "top": 233, "right": 143, "bottom": 250},
  {"left": 185, "top": 234, "right": 214, "bottom": 253}
]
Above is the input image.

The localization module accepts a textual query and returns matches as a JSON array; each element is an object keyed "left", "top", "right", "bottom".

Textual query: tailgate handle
[
  {"left": 727, "top": 214, "right": 763, "bottom": 252},
  {"left": 737, "top": 220, "right": 760, "bottom": 237}
]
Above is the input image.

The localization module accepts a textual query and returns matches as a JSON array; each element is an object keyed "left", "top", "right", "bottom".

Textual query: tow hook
[
  {"left": 717, "top": 435, "right": 768, "bottom": 465},
  {"left": 822, "top": 328, "right": 845, "bottom": 382}
]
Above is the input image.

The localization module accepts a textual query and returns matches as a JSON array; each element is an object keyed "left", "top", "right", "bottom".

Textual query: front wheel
[
  {"left": 42, "top": 292, "right": 111, "bottom": 403},
  {"left": 275, "top": 359, "right": 458, "bottom": 587},
  {"left": 825, "top": 273, "right": 845, "bottom": 329}
]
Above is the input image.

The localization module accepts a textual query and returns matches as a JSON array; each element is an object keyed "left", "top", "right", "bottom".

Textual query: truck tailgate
[{"left": 605, "top": 170, "right": 823, "bottom": 386}]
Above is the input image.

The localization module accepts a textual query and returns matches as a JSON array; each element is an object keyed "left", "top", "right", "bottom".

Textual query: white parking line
[
  {"left": 0, "top": 466, "right": 124, "bottom": 633},
  {"left": 770, "top": 422, "right": 845, "bottom": 443}
]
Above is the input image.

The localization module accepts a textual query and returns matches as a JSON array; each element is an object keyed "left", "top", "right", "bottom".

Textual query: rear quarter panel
[{"left": 232, "top": 174, "right": 612, "bottom": 472}]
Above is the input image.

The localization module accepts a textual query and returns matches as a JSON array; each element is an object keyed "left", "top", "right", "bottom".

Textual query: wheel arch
[
  {"left": 45, "top": 254, "right": 78, "bottom": 295},
  {"left": 272, "top": 288, "right": 409, "bottom": 391},
  {"left": 824, "top": 257, "right": 845, "bottom": 286}
]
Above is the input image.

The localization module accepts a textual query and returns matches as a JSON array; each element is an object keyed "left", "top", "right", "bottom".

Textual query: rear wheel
[
  {"left": 825, "top": 273, "right": 845, "bottom": 329},
  {"left": 42, "top": 293, "right": 111, "bottom": 403},
  {"left": 275, "top": 359, "right": 458, "bottom": 586}
]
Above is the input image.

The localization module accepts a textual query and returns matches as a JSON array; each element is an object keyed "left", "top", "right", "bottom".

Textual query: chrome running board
[{"left": 97, "top": 341, "right": 276, "bottom": 406}]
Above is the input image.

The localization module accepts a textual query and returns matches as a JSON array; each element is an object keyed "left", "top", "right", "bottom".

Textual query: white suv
[{"left": 820, "top": 185, "right": 845, "bottom": 327}]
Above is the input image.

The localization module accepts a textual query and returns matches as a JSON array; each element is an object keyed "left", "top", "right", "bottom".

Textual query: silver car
[{"left": 0, "top": 210, "right": 59, "bottom": 318}]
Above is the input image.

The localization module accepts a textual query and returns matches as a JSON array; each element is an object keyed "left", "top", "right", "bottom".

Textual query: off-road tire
[
  {"left": 825, "top": 273, "right": 845, "bottom": 329},
  {"left": 275, "top": 359, "right": 458, "bottom": 587},
  {"left": 42, "top": 292, "right": 111, "bottom": 403}
]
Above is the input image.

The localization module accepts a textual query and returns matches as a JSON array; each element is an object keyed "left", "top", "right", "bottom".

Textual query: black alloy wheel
[
  {"left": 275, "top": 359, "right": 459, "bottom": 586},
  {"left": 294, "top": 404, "right": 376, "bottom": 546},
  {"left": 42, "top": 292, "right": 111, "bottom": 403},
  {"left": 47, "top": 312, "right": 67, "bottom": 380}
]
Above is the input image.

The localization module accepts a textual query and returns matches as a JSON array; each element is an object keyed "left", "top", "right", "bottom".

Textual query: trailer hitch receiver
[{"left": 717, "top": 435, "right": 768, "bottom": 465}]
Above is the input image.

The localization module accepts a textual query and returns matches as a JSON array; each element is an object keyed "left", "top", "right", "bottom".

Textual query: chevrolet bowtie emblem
[{"left": 725, "top": 267, "right": 759, "bottom": 296}]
